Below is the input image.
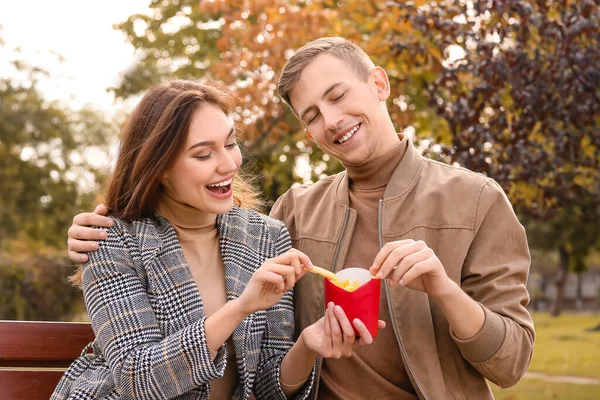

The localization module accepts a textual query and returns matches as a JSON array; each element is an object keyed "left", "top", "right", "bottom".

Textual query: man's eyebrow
[
  {"left": 299, "top": 82, "right": 343, "bottom": 121},
  {"left": 187, "top": 127, "right": 235, "bottom": 151}
]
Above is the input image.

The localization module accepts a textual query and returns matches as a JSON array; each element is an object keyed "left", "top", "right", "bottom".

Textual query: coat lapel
[
  {"left": 137, "top": 217, "right": 163, "bottom": 266},
  {"left": 139, "top": 212, "right": 269, "bottom": 399},
  {"left": 144, "top": 216, "right": 206, "bottom": 332},
  {"left": 218, "top": 211, "right": 266, "bottom": 399}
]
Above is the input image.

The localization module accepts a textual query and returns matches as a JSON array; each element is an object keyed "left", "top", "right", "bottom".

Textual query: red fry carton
[{"left": 323, "top": 268, "right": 380, "bottom": 338}]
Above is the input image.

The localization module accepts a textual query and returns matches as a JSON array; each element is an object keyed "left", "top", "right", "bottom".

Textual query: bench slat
[
  {"left": 0, "top": 320, "right": 94, "bottom": 367},
  {"left": 0, "top": 369, "right": 66, "bottom": 400}
]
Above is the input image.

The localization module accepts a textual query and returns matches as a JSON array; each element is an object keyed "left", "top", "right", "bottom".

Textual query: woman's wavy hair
[{"left": 70, "top": 80, "right": 263, "bottom": 286}]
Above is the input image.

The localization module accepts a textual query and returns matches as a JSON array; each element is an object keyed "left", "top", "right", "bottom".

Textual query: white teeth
[
  {"left": 207, "top": 178, "right": 232, "bottom": 188},
  {"left": 337, "top": 124, "right": 359, "bottom": 144}
]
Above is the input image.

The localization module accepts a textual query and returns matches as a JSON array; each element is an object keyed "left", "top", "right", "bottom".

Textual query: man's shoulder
[
  {"left": 425, "top": 157, "right": 490, "bottom": 181},
  {"left": 420, "top": 157, "right": 496, "bottom": 193},
  {"left": 278, "top": 172, "right": 342, "bottom": 203},
  {"left": 416, "top": 157, "right": 510, "bottom": 214},
  {"left": 270, "top": 172, "right": 343, "bottom": 224}
]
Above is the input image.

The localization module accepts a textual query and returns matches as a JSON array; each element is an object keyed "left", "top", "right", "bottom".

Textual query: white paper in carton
[{"left": 335, "top": 268, "right": 372, "bottom": 288}]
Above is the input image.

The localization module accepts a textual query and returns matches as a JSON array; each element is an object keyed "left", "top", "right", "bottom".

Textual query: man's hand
[
  {"left": 300, "top": 302, "right": 386, "bottom": 359},
  {"left": 67, "top": 204, "right": 113, "bottom": 263},
  {"left": 369, "top": 239, "right": 453, "bottom": 298}
]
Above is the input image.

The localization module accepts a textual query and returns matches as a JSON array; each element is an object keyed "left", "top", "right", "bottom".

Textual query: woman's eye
[
  {"left": 194, "top": 153, "right": 211, "bottom": 161},
  {"left": 225, "top": 142, "right": 238, "bottom": 149}
]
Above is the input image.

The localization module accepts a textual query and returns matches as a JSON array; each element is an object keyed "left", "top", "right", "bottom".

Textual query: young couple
[{"left": 55, "top": 37, "right": 534, "bottom": 400}]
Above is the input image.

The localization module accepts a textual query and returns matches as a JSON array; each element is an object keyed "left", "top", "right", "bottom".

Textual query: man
[{"left": 67, "top": 37, "right": 534, "bottom": 399}]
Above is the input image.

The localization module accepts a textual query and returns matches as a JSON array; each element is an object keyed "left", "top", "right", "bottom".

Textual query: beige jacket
[{"left": 270, "top": 140, "right": 535, "bottom": 399}]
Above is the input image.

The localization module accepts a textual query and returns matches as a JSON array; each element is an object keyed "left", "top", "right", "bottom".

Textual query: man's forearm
[{"left": 432, "top": 280, "right": 485, "bottom": 340}]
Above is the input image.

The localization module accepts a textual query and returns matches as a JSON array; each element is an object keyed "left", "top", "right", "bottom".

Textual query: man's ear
[
  {"left": 304, "top": 128, "right": 314, "bottom": 141},
  {"left": 372, "top": 66, "right": 391, "bottom": 101}
]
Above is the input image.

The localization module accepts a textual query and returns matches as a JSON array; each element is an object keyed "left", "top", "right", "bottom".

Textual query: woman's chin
[{"left": 208, "top": 200, "right": 234, "bottom": 215}]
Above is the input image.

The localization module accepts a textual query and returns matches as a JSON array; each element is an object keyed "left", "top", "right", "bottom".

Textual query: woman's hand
[
  {"left": 299, "top": 302, "right": 386, "bottom": 359},
  {"left": 236, "top": 249, "right": 312, "bottom": 315}
]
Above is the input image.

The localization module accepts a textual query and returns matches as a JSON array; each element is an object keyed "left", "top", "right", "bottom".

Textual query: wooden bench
[{"left": 0, "top": 320, "right": 95, "bottom": 400}]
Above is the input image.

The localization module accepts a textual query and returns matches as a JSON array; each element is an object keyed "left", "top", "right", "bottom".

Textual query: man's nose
[{"left": 322, "top": 107, "right": 343, "bottom": 132}]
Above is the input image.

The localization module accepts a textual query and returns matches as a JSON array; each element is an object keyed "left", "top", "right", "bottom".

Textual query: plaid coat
[{"left": 51, "top": 207, "right": 314, "bottom": 400}]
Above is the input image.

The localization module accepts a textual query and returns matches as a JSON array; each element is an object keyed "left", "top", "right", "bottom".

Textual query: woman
[{"left": 52, "top": 80, "right": 347, "bottom": 400}]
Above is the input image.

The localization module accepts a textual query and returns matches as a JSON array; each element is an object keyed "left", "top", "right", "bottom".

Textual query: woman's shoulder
[
  {"left": 102, "top": 215, "right": 166, "bottom": 236},
  {"left": 219, "top": 207, "right": 290, "bottom": 258},
  {"left": 220, "top": 207, "right": 286, "bottom": 238},
  {"left": 98, "top": 216, "right": 169, "bottom": 254}
]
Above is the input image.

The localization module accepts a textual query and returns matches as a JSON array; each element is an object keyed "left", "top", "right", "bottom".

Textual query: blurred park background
[{"left": 0, "top": 0, "right": 598, "bottom": 398}]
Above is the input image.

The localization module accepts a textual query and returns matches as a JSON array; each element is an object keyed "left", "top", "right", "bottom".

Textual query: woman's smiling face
[{"left": 161, "top": 103, "right": 242, "bottom": 215}]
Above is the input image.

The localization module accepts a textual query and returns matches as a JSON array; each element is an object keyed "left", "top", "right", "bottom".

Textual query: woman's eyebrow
[{"left": 187, "top": 127, "right": 235, "bottom": 151}]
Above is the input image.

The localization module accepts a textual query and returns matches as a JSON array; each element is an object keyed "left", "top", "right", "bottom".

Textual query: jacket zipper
[
  {"left": 379, "top": 199, "right": 428, "bottom": 400},
  {"left": 331, "top": 206, "right": 351, "bottom": 273},
  {"left": 311, "top": 206, "right": 351, "bottom": 399}
]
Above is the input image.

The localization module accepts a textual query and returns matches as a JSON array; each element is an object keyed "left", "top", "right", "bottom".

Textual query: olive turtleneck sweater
[
  {"left": 320, "top": 136, "right": 418, "bottom": 400},
  {"left": 156, "top": 194, "right": 238, "bottom": 400}
]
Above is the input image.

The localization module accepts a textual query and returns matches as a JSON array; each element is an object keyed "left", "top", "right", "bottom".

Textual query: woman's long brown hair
[{"left": 71, "top": 80, "right": 263, "bottom": 286}]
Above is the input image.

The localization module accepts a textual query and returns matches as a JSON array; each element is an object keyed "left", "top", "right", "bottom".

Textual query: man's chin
[{"left": 337, "top": 149, "right": 371, "bottom": 167}]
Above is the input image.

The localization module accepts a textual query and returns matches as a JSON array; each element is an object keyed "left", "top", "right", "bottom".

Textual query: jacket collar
[
  {"left": 217, "top": 210, "right": 249, "bottom": 300},
  {"left": 334, "top": 136, "right": 423, "bottom": 204},
  {"left": 143, "top": 210, "right": 248, "bottom": 300},
  {"left": 137, "top": 216, "right": 168, "bottom": 266}
]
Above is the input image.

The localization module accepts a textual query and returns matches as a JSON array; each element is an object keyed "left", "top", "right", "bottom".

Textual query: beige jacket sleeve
[
  {"left": 270, "top": 192, "right": 295, "bottom": 232},
  {"left": 453, "top": 179, "right": 535, "bottom": 388}
]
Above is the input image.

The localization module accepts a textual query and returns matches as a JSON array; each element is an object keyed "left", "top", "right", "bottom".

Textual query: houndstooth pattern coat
[{"left": 51, "top": 207, "right": 315, "bottom": 400}]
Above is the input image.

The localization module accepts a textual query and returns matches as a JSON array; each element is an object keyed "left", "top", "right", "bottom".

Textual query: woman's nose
[{"left": 217, "top": 150, "right": 239, "bottom": 174}]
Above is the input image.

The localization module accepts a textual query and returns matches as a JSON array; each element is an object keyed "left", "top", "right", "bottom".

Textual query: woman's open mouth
[{"left": 206, "top": 178, "right": 233, "bottom": 197}]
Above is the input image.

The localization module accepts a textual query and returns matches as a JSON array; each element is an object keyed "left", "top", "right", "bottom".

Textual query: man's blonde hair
[{"left": 277, "top": 37, "right": 375, "bottom": 114}]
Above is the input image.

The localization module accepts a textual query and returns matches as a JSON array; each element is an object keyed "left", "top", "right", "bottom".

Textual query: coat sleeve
[
  {"left": 82, "top": 220, "right": 227, "bottom": 399},
  {"left": 253, "top": 223, "right": 315, "bottom": 400},
  {"left": 453, "top": 180, "right": 535, "bottom": 388},
  {"left": 269, "top": 192, "right": 293, "bottom": 230}
]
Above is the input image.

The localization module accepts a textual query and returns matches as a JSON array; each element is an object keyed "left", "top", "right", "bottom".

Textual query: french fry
[
  {"left": 332, "top": 279, "right": 350, "bottom": 289},
  {"left": 305, "top": 267, "right": 367, "bottom": 292},
  {"left": 304, "top": 265, "right": 338, "bottom": 281}
]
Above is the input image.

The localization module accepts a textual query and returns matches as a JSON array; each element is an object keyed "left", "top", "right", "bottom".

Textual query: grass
[
  {"left": 527, "top": 312, "right": 600, "bottom": 379},
  {"left": 491, "top": 378, "right": 600, "bottom": 400},
  {"left": 490, "top": 312, "right": 600, "bottom": 399}
]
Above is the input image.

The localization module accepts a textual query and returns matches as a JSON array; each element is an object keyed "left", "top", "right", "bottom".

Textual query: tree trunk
[
  {"left": 549, "top": 245, "right": 570, "bottom": 317},
  {"left": 575, "top": 272, "right": 584, "bottom": 311},
  {"left": 539, "top": 273, "right": 548, "bottom": 312}
]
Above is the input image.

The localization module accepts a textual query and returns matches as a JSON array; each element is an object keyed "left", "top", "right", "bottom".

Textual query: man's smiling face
[{"left": 289, "top": 54, "right": 398, "bottom": 166}]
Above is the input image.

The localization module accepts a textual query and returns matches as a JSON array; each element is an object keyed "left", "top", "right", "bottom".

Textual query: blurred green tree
[
  {"left": 113, "top": 0, "right": 443, "bottom": 203},
  {"left": 399, "top": 0, "right": 600, "bottom": 315},
  {"left": 112, "top": 0, "right": 599, "bottom": 314},
  {"left": 0, "top": 53, "right": 113, "bottom": 250},
  {"left": 0, "top": 35, "right": 116, "bottom": 320},
  {"left": 0, "top": 252, "right": 86, "bottom": 321}
]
